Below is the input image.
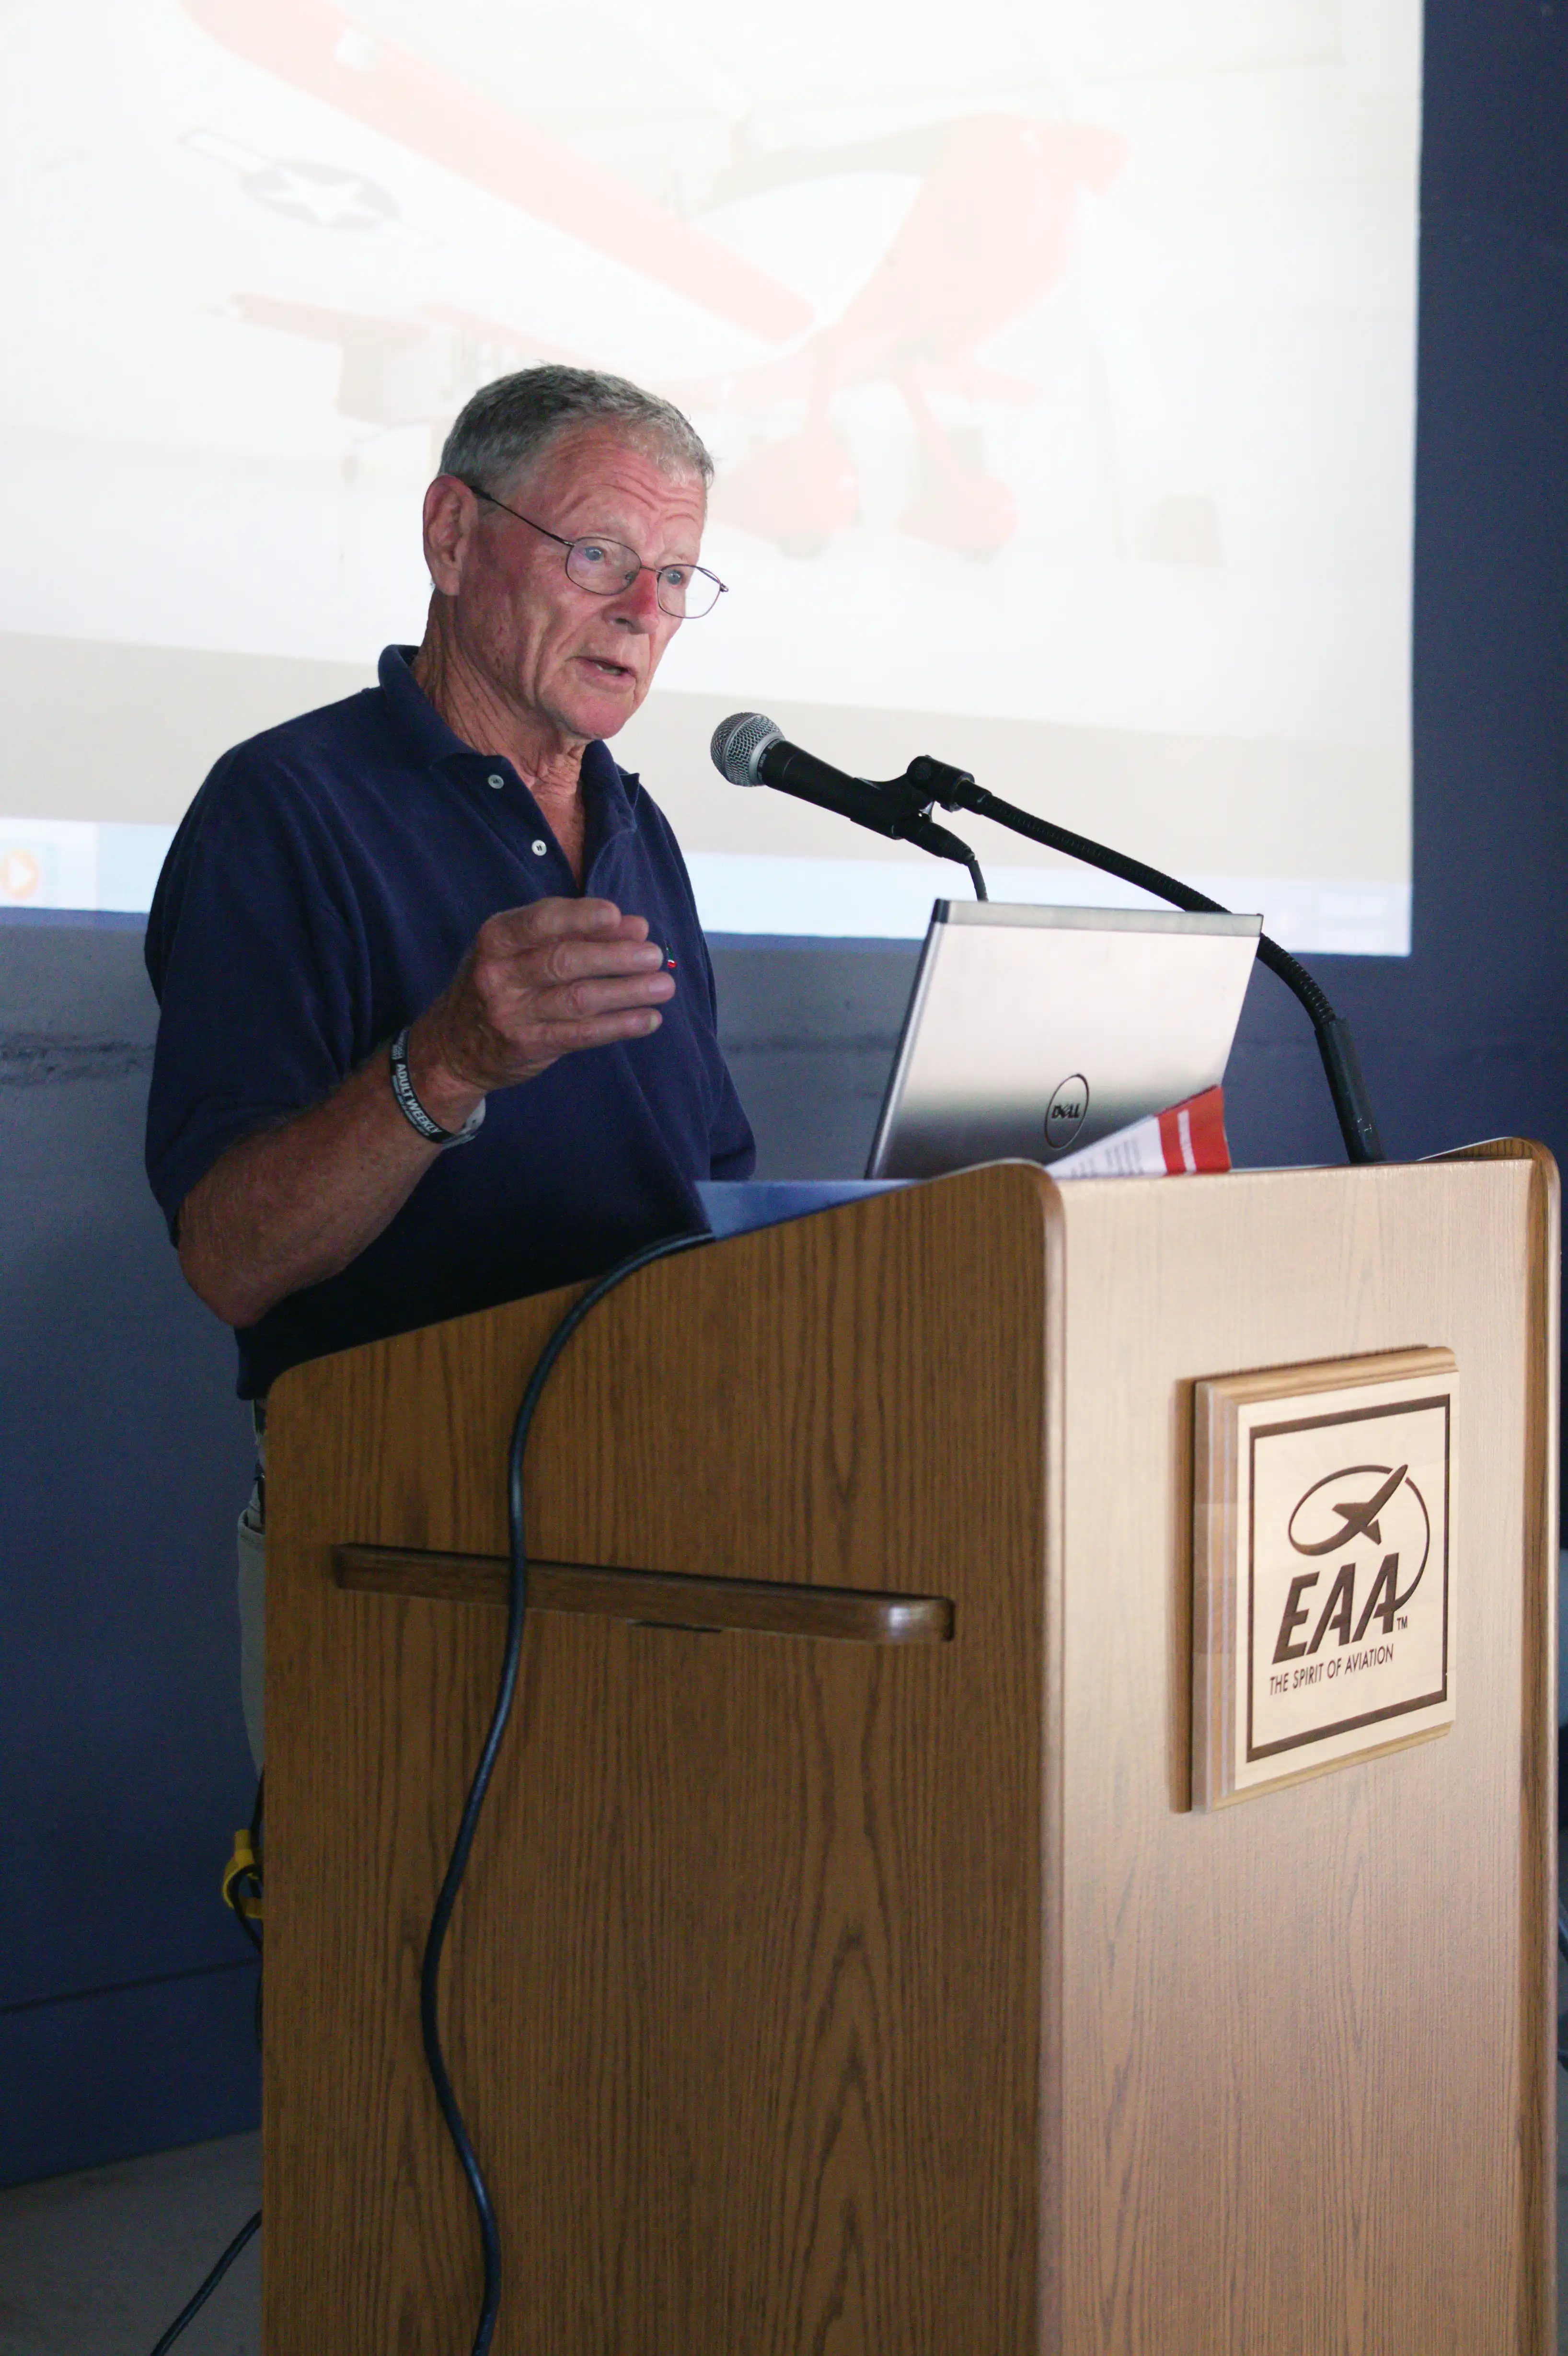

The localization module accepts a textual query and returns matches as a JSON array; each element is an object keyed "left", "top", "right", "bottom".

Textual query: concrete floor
[
  {"left": 2, "top": 2088, "right": 1566, "bottom": 2356},
  {"left": 0, "top": 2131, "right": 260, "bottom": 2356},
  {"left": 11, "top": 1702, "right": 1568, "bottom": 2356}
]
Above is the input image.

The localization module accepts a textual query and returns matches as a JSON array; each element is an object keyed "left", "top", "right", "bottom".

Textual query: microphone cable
[
  {"left": 144, "top": 2208, "right": 262, "bottom": 2356},
  {"left": 420, "top": 1225, "right": 715, "bottom": 2356},
  {"left": 140, "top": 1768, "right": 267, "bottom": 2355}
]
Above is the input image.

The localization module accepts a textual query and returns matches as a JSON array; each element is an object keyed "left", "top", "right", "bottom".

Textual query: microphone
[
  {"left": 710, "top": 714, "right": 986, "bottom": 892},
  {"left": 714, "top": 716, "right": 1382, "bottom": 1164}
]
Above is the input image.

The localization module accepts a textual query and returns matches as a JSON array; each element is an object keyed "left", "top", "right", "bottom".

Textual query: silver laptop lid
[{"left": 865, "top": 901, "right": 1261, "bottom": 1180}]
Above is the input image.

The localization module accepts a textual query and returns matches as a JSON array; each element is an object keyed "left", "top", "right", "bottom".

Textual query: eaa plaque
[{"left": 1191, "top": 1347, "right": 1455, "bottom": 1810}]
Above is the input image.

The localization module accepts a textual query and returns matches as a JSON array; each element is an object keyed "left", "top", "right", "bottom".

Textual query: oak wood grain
[
  {"left": 265, "top": 1162, "right": 1053, "bottom": 2356},
  {"left": 1053, "top": 1151, "right": 1557, "bottom": 2355},
  {"left": 334, "top": 1542, "right": 955, "bottom": 1642},
  {"left": 1437, "top": 1139, "right": 1560, "bottom": 2355},
  {"left": 263, "top": 1152, "right": 1556, "bottom": 2355}
]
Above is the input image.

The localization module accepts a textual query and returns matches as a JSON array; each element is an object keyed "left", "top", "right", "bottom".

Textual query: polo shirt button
[
  {"left": 487, "top": 773, "right": 505, "bottom": 790},
  {"left": 531, "top": 839, "right": 548, "bottom": 857}
]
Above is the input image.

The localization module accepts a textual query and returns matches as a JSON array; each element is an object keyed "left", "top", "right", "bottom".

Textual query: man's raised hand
[{"left": 407, "top": 897, "right": 675, "bottom": 1119}]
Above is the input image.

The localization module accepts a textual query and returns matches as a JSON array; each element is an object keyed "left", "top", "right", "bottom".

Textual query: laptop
[{"left": 864, "top": 901, "right": 1261, "bottom": 1181}]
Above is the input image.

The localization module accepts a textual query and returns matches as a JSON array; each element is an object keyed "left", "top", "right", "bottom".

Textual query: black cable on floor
[
  {"left": 143, "top": 2207, "right": 261, "bottom": 2356},
  {"left": 142, "top": 1776, "right": 269, "bottom": 2351},
  {"left": 420, "top": 1227, "right": 714, "bottom": 2356}
]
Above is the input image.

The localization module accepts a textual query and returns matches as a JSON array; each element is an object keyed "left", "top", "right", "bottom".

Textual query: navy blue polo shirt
[{"left": 144, "top": 645, "right": 754, "bottom": 1398}]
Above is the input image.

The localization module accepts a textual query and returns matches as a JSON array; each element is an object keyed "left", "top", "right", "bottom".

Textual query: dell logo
[{"left": 1045, "top": 1074, "right": 1089, "bottom": 1148}]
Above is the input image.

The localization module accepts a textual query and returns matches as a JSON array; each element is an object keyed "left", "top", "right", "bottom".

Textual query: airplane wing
[{"left": 181, "top": 0, "right": 814, "bottom": 344}]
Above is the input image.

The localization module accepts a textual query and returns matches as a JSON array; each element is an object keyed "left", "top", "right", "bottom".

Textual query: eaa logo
[
  {"left": 1194, "top": 1353, "right": 1454, "bottom": 1806},
  {"left": 1272, "top": 1462, "right": 1430, "bottom": 1666}
]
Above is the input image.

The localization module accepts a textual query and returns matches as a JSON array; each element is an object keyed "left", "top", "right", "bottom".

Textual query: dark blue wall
[
  {"left": 0, "top": 919, "right": 259, "bottom": 2185},
  {"left": 2, "top": 0, "right": 1566, "bottom": 2186}
]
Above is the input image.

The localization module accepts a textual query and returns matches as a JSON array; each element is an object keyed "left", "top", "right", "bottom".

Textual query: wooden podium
[{"left": 264, "top": 1146, "right": 1558, "bottom": 2355}]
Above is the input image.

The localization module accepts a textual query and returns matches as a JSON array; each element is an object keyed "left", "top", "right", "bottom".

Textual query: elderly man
[{"left": 145, "top": 366, "right": 755, "bottom": 1762}]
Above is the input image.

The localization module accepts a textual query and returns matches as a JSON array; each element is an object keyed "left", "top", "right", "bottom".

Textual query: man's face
[{"left": 435, "top": 423, "right": 707, "bottom": 750}]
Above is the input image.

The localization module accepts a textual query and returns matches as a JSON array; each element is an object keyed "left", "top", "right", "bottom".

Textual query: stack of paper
[{"left": 1050, "top": 1087, "right": 1231, "bottom": 1180}]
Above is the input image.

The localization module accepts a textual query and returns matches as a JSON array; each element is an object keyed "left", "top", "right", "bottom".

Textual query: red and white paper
[{"left": 1049, "top": 1086, "right": 1231, "bottom": 1180}]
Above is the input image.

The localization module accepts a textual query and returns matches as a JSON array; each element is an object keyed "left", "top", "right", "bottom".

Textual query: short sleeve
[{"left": 144, "top": 744, "right": 367, "bottom": 1236}]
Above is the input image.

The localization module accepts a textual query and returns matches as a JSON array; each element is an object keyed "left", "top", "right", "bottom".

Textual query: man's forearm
[
  {"left": 173, "top": 898, "right": 673, "bottom": 1331},
  {"left": 176, "top": 1028, "right": 482, "bottom": 1328}
]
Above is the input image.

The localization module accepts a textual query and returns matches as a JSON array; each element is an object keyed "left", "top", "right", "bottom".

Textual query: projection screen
[{"left": 0, "top": 0, "right": 1420, "bottom": 947}]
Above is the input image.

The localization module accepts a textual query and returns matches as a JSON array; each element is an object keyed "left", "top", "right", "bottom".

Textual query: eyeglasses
[{"left": 468, "top": 485, "right": 727, "bottom": 620}]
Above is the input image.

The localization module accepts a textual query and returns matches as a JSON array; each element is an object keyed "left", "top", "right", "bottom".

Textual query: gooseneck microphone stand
[{"left": 892, "top": 753, "right": 1385, "bottom": 1166}]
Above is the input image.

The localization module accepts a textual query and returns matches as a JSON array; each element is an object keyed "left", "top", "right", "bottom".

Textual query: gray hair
[{"left": 438, "top": 365, "right": 713, "bottom": 498}]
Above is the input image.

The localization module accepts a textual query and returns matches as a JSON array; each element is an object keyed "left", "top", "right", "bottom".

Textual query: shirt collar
[{"left": 377, "top": 644, "right": 640, "bottom": 839}]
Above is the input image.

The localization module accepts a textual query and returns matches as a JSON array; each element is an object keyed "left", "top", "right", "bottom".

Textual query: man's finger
[
  {"left": 526, "top": 933, "right": 667, "bottom": 987},
  {"left": 533, "top": 969, "right": 676, "bottom": 1023},
  {"left": 480, "top": 897, "right": 645, "bottom": 953},
  {"left": 480, "top": 969, "right": 674, "bottom": 1039},
  {"left": 469, "top": 938, "right": 668, "bottom": 1012}
]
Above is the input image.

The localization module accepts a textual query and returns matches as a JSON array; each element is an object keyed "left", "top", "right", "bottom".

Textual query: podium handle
[{"left": 335, "top": 1543, "right": 954, "bottom": 1645}]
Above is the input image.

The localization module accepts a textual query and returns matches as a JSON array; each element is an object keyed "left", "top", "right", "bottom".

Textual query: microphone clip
[{"left": 899, "top": 754, "right": 982, "bottom": 814}]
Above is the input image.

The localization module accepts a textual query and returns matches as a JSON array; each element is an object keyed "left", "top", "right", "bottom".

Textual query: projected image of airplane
[
  {"left": 179, "top": 0, "right": 1126, "bottom": 560},
  {"left": 215, "top": 292, "right": 589, "bottom": 475},
  {"left": 179, "top": 0, "right": 813, "bottom": 346},
  {"left": 685, "top": 114, "right": 1126, "bottom": 561},
  {"left": 182, "top": 127, "right": 440, "bottom": 249}
]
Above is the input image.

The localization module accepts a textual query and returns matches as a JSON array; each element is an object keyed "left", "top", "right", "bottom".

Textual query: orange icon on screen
[{"left": 0, "top": 848, "right": 41, "bottom": 901}]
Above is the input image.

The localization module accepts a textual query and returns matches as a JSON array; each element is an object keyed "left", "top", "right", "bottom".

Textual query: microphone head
[{"left": 710, "top": 711, "right": 782, "bottom": 787}]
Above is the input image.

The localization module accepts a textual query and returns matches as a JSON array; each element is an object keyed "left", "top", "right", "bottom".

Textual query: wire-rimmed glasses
[{"left": 468, "top": 485, "right": 727, "bottom": 619}]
